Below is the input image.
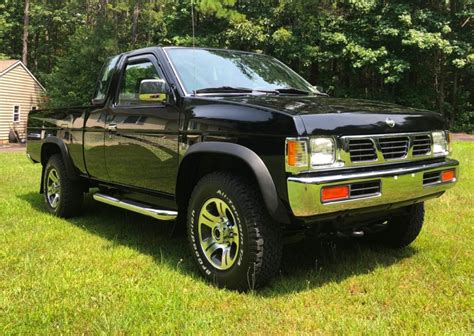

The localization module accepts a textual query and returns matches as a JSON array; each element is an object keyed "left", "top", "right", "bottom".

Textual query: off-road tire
[
  {"left": 187, "top": 172, "right": 282, "bottom": 290},
  {"left": 43, "top": 154, "right": 83, "bottom": 218},
  {"left": 380, "top": 203, "right": 425, "bottom": 248}
]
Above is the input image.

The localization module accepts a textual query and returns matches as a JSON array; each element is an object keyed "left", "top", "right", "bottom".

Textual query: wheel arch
[{"left": 176, "top": 142, "right": 289, "bottom": 223}]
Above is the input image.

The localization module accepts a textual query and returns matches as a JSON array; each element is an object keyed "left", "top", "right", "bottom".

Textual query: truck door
[
  {"left": 84, "top": 55, "right": 120, "bottom": 181},
  {"left": 104, "top": 54, "right": 180, "bottom": 194}
]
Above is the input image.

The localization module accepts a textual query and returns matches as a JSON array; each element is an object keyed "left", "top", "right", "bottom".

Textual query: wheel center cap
[{"left": 213, "top": 227, "right": 221, "bottom": 239}]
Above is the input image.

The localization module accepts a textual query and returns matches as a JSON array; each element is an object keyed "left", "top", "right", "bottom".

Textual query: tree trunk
[
  {"left": 451, "top": 69, "right": 459, "bottom": 128},
  {"left": 100, "top": 0, "right": 109, "bottom": 18},
  {"left": 33, "top": 31, "right": 39, "bottom": 71},
  {"left": 22, "top": 0, "right": 30, "bottom": 66},
  {"left": 308, "top": 62, "right": 319, "bottom": 85},
  {"left": 131, "top": 1, "right": 140, "bottom": 46},
  {"left": 435, "top": 53, "right": 447, "bottom": 124}
]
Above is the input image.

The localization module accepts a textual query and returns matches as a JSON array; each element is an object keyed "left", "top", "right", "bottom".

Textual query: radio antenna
[{"left": 191, "top": 0, "right": 195, "bottom": 47}]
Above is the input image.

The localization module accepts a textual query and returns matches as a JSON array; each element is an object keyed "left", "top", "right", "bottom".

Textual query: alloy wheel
[
  {"left": 197, "top": 197, "right": 240, "bottom": 270},
  {"left": 46, "top": 168, "right": 61, "bottom": 209}
]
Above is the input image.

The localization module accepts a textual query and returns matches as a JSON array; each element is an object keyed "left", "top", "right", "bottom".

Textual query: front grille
[
  {"left": 423, "top": 171, "right": 441, "bottom": 186},
  {"left": 378, "top": 136, "right": 409, "bottom": 159},
  {"left": 413, "top": 135, "right": 432, "bottom": 156},
  {"left": 348, "top": 139, "right": 377, "bottom": 162},
  {"left": 350, "top": 181, "right": 381, "bottom": 198},
  {"left": 343, "top": 132, "right": 439, "bottom": 166}
]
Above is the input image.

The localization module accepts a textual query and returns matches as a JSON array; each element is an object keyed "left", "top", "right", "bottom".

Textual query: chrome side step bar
[{"left": 93, "top": 193, "right": 178, "bottom": 221}]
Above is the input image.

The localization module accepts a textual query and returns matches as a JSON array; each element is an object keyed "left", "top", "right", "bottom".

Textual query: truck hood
[{"left": 221, "top": 95, "right": 445, "bottom": 136}]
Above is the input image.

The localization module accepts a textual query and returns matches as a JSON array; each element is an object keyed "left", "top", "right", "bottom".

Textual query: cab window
[
  {"left": 93, "top": 55, "right": 119, "bottom": 102},
  {"left": 118, "top": 61, "right": 162, "bottom": 106}
]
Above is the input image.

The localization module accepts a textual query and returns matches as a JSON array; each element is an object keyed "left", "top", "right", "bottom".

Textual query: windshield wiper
[
  {"left": 274, "top": 87, "right": 311, "bottom": 95},
  {"left": 193, "top": 86, "right": 253, "bottom": 95},
  {"left": 193, "top": 86, "right": 313, "bottom": 96}
]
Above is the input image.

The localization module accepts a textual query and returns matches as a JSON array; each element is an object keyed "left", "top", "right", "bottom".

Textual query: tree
[
  {"left": 1, "top": 0, "right": 472, "bottom": 131},
  {"left": 22, "top": 0, "right": 29, "bottom": 65}
]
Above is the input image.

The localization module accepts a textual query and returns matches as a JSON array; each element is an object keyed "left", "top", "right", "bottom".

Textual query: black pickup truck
[{"left": 27, "top": 46, "right": 458, "bottom": 290}]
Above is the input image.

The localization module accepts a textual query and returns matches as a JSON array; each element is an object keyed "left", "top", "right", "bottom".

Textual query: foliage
[
  {"left": 0, "top": 142, "right": 473, "bottom": 333},
  {"left": 0, "top": 0, "right": 472, "bottom": 131}
]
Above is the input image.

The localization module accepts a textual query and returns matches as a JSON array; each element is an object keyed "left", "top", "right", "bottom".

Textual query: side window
[
  {"left": 93, "top": 55, "right": 120, "bottom": 102},
  {"left": 13, "top": 106, "right": 20, "bottom": 122},
  {"left": 118, "top": 61, "right": 162, "bottom": 106}
]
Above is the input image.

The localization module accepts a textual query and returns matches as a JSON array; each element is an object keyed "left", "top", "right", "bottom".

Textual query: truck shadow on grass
[{"left": 20, "top": 192, "right": 415, "bottom": 295}]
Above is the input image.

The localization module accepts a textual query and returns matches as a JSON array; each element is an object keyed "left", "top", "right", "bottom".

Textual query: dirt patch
[
  {"left": 0, "top": 144, "right": 26, "bottom": 153},
  {"left": 452, "top": 133, "right": 474, "bottom": 141}
]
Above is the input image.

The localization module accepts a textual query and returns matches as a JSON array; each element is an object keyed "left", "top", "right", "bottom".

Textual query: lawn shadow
[
  {"left": 19, "top": 192, "right": 416, "bottom": 296},
  {"left": 259, "top": 234, "right": 415, "bottom": 296}
]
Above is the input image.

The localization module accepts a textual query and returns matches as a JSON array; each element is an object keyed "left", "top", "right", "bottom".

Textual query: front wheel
[{"left": 187, "top": 172, "right": 282, "bottom": 290}]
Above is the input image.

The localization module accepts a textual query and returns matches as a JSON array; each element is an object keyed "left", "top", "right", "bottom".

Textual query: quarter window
[
  {"left": 93, "top": 55, "right": 120, "bottom": 102},
  {"left": 13, "top": 106, "right": 20, "bottom": 122},
  {"left": 118, "top": 61, "right": 162, "bottom": 106}
]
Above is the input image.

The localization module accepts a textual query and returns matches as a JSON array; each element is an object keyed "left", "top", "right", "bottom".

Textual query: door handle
[{"left": 106, "top": 124, "right": 117, "bottom": 132}]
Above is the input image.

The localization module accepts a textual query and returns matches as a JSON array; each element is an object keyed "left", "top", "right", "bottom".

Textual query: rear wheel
[
  {"left": 187, "top": 172, "right": 282, "bottom": 290},
  {"left": 43, "top": 154, "right": 83, "bottom": 218}
]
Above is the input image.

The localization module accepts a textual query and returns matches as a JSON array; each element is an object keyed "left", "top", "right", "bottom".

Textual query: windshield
[{"left": 164, "top": 48, "right": 316, "bottom": 95}]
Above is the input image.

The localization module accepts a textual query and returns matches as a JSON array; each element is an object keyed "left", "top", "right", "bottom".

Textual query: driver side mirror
[{"left": 139, "top": 79, "right": 170, "bottom": 103}]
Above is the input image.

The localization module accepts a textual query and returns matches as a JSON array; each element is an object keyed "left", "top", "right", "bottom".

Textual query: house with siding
[{"left": 0, "top": 60, "right": 45, "bottom": 144}]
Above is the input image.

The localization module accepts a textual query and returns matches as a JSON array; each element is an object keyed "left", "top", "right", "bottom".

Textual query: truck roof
[{"left": 114, "top": 46, "right": 265, "bottom": 59}]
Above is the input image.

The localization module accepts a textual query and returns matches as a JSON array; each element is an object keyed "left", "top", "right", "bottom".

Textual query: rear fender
[{"left": 39, "top": 137, "right": 80, "bottom": 193}]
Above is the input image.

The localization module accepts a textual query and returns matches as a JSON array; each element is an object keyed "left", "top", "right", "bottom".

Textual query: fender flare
[
  {"left": 178, "top": 142, "right": 287, "bottom": 222},
  {"left": 40, "top": 137, "right": 80, "bottom": 188}
]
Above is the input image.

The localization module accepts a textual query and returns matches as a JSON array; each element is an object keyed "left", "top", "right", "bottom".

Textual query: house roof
[
  {"left": 0, "top": 60, "right": 20, "bottom": 73},
  {"left": 0, "top": 59, "right": 45, "bottom": 91}
]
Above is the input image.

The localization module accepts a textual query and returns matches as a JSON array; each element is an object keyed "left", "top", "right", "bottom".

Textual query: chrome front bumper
[{"left": 287, "top": 159, "right": 459, "bottom": 217}]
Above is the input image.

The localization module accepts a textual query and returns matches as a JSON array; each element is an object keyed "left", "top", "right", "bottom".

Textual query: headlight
[
  {"left": 310, "top": 137, "right": 335, "bottom": 166},
  {"left": 432, "top": 131, "right": 448, "bottom": 155}
]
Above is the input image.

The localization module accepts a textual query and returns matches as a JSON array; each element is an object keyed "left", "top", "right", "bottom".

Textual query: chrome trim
[
  {"left": 342, "top": 137, "right": 379, "bottom": 163},
  {"left": 285, "top": 137, "right": 310, "bottom": 173},
  {"left": 93, "top": 194, "right": 177, "bottom": 221},
  {"left": 285, "top": 136, "right": 344, "bottom": 173},
  {"left": 287, "top": 159, "right": 458, "bottom": 217},
  {"left": 289, "top": 160, "right": 458, "bottom": 185},
  {"left": 288, "top": 131, "right": 449, "bottom": 174},
  {"left": 340, "top": 132, "right": 437, "bottom": 167}
]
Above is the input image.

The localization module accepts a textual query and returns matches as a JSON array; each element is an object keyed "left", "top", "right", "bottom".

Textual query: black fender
[
  {"left": 40, "top": 137, "right": 80, "bottom": 192},
  {"left": 178, "top": 142, "right": 289, "bottom": 223}
]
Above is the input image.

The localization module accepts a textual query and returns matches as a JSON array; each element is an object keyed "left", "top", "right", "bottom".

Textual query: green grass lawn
[{"left": 1, "top": 143, "right": 473, "bottom": 334}]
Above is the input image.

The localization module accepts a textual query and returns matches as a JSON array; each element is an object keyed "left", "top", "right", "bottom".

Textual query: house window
[
  {"left": 31, "top": 106, "right": 37, "bottom": 111},
  {"left": 13, "top": 106, "right": 20, "bottom": 122}
]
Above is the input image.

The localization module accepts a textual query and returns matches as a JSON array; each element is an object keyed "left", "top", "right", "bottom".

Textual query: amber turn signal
[
  {"left": 287, "top": 141, "right": 297, "bottom": 166},
  {"left": 321, "top": 185, "right": 350, "bottom": 202},
  {"left": 441, "top": 169, "right": 455, "bottom": 182},
  {"left": 286, "top": 139, "right": 308, "bottom": 167}
]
